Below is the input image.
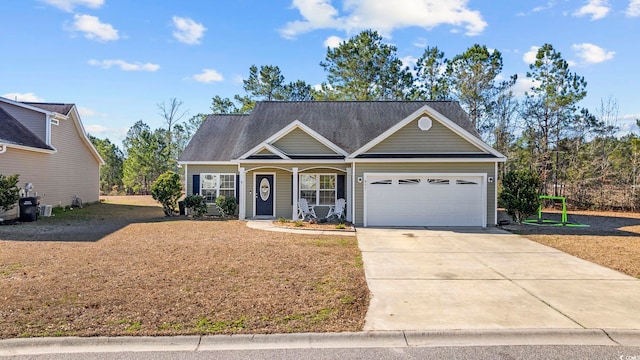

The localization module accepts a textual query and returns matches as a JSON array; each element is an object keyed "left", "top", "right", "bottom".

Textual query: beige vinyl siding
[
  {"left": 255, "top": 148, "right": 274, "bottom": 155},
  {"left": 353, "top": 162, "right": 496, "bottom": 226},
  {"left": 367, "top": 116, "right": 482, "bottom": 154},
  {"left": 48, "top": 114, "right": 100, "bottom": 207},
  {"left": 0, "top": 103, "right": 48, "bottom": 143},
  {"left": 271, "top": 128, "right": 338, "bottom": 155},
  {"left": 0, "top": 115, "right": 100, "bottom": 219},
  {"left": 242, "top": 164, "right": 348, "bottom": 219},
  {"left": 0, "top": 148, "right": 50, "bottom": 219}
]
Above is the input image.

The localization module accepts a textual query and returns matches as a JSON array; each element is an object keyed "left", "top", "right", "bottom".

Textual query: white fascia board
[
  {"left": 245, "top": 144, "right": 291, "bottom": 160},
  {"left": 178, "top": 161, "right": 239, "bottom": 165},
  {"left": 0, "top": 97, "right": 53, "bottom": 115},
  {"left": 349, "top": 104, "right": 506, "bottom": 160},
  {"left": 0, "top": 142, "right": 56, "bottom": 154},
  {"left": 68, "top": 105, "right": 105, "bottom": 165},
  {"left": 236, "top": 159, "right": 347, "bottom": 164},
  {"left": 239, "top": 120, "right": 349, "bottom": 159},
  {"left": 346, "top": 157, "right": 505, "bottom": 163}
]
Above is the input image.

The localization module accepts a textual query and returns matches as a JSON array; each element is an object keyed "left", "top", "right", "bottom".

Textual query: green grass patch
[
  {"left": 1, "top": 263, "right": 24, "bottom": 276},
  {"left": 195, "top": 317, "right": 246, "bottom": 333}
]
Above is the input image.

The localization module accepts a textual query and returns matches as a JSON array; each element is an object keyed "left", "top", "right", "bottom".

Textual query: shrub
[
  {"left": 151, "top": 171, "right": 183, "bottom": 216},
  {"left": 215, "top": 196, "right": 237, "bottom": 217},
  {"left": 184, "top": 194, "right": 208, "bottom": 217},
  {"left": 499, "top": 169, "right": 541, "bottom": 224},
  {"left": 0, "top": 174, "right": 20, "bottom": 213}
]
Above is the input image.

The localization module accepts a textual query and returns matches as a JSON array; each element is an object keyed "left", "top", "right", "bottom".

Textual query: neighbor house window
[
  {"left": 300, "top": 174, "right": 336, "bottom": 205},
  {"left": 200, "top": 173, "right": 236, "bottom": 204}
]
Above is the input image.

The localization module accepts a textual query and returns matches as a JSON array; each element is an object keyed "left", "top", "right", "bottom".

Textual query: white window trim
[
  {"left": 200, "top": 173, "right": 236, "bottom": 204},
  {"left": 299, "top": 173, "right": 337, "bottom": 206}
]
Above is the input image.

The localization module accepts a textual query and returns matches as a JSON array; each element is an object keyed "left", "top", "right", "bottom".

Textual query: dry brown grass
[
  {"left": 501, "top": 210, "right": 640, "bottom": 279},
  {"left": 0, "top": 196, "right": 369, "bottom": 338}
]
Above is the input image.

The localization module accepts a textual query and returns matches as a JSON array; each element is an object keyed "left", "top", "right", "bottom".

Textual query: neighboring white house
[
  {"left": 0, "top": 97, "right": 104, "bottom": 219},
  {"left": 179, "top": 101, "right": 506, "bottom": 227}
]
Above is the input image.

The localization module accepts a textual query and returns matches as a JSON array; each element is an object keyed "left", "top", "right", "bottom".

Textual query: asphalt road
[{"left": 4, "top": 346, "right": 640, "bottom": 360}]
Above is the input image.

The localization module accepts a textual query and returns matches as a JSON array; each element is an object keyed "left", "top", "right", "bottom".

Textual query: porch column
[
  {"left": 292, "top": 167, "right": 299, "bottom": 220},
  {"left": 346, "top": 167, "right": 352, "bottom": 222},
  {"left": 239, "top": 167, "right": 246, "bottom": 220}
]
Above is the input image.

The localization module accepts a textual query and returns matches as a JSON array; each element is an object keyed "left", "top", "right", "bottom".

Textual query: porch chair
[
  {"left": 297, "top": 198, "right": 317, "bottom": 220},
  {"left": 326, "top": 198, "right": 346, "bottom": 220}
]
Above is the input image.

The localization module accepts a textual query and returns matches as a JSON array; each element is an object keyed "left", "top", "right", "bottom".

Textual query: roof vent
[{"left": 418, "top": 117, "right": 432, "bottom": 131}]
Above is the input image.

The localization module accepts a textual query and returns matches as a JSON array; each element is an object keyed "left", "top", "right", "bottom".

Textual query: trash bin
[
  {"left": 178, "top": 200, "right": 186, "bottom": 215},
  {"left": 19, "top": 197, "right": 39, "bottom": 222}
]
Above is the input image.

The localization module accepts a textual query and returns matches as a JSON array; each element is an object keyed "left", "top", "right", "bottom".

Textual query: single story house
[
  {"left": 178, "top": 101, "right": 506, "bottom": 227},
  {"left": 0, "top": 97, "right": 104, "bottom": 219}
]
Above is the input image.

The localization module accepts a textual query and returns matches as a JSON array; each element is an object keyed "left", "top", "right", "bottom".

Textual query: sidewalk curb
[{"left": 1, "top": 329, "right": 639, "bottom": 355}]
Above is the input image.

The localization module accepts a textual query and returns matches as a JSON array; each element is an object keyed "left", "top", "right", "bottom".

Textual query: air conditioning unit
[{"left": 40, "top": 205, "right": 53, "bottom": 217}]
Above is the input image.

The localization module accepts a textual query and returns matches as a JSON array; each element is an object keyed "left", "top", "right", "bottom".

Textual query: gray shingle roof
[
  {"left": 0, "top": 106, "right": 54, "bottom": 150},
  {"left": 23, "top": 102, "right": 74, "bottom": 115},
  {"left": 179, "top": 101, "right": 480, "bottom": 162}
]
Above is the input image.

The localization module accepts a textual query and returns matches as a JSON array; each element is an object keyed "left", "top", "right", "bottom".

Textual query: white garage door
[{"left": 365, "top": 174, "right": 485, "bottom": 227}]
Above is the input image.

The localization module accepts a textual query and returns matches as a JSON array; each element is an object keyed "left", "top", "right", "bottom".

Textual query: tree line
[{"left": 91, "top": 30, "right": 640, "bottom": 210}]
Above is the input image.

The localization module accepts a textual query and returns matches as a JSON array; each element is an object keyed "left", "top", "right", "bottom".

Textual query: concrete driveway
[{"left": 358, "top": 227, "right": 640, "bottom": 331}]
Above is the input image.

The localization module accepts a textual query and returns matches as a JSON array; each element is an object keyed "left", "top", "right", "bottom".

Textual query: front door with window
[{"left": 255, "top": 174, "right": 274, "bottom": 216}]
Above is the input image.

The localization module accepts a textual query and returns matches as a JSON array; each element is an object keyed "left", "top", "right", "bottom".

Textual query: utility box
[
  {"left": 19, "top": 197, "right": 39, "bottom": 222},
  {"left": 40, "top": 205, "right": 53, "bottom": 217}
]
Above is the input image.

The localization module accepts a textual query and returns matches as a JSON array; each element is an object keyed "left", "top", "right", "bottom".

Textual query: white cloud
[
  {"left": 523, "top": 46, "right": 540, "bottom": 64},
  {"left": 573, "top": 0, "right": 610, "bottom": 20},
  {"left": 400, "top": 55, "right": 418, "bottom": 69},
  {"left": 572, "top": 43, "right": 615, "bottom": 64},
  {"left": 40, "top": 0, "right": 103, "bottom": 12},
  {"left": 232, "top": 75, "right": 244, "bottom": 84},
  {"left": 627, "top": 0, "right": 640, "bottom": 16},
  {"left": 323, "top": 35, "right": 343, "bottom": 48},
  {"left": 77, "top": 106, "right": 107, "bottom": 118},
  {"left": 172, "top": 16, "right": 206, "bottom": 45},
  {"left": 1, "top": 92, "right": 45, "bottom": 102},
  {"left": 192, "top": 69, "right": 224, "bottom": 83},
  {"left": 72, "top": 14, "right": 119, "bottom": 42},
  {"left": 88, "top": 59, "right": 160, "bottom": 72},
  {"left": 412, "top": 37, "right": 428, "bottom": 48},
  {"left": 513, "top": 75, "right": 539, "bottom": 97},
  {"left": 281, "top": 0, "right": 487, "bottom": 39},
  {"left": 85, "top": 124, "right": 129, "bottom": 143}
]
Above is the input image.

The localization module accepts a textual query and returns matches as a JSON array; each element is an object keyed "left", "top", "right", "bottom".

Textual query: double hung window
[
  {"left": 200, "top": 173, "right": 236, "bottom": 204},
  {"left": 300, "top": 174, "right": 336, "bottom": 205}
]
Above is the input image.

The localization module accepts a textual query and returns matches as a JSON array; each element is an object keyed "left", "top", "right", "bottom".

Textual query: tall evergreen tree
[
  {"left": 447, "top": 44, "right": 505, "bottom": 136},
  {"left": 319, "top": 30, "right": 413, "bottom": 100}
]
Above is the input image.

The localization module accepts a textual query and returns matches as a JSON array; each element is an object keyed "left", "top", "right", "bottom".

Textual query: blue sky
[{"left": 2, "top": 0, "right": 639, "bottom": 145}]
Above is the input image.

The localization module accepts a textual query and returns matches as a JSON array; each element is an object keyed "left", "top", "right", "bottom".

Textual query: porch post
[
  {"left": 239, "top": 167, "right": 246, "bottom": 220},
  {"left": 292, "top": 167, "right": 299, "bottom": 220},
  {"left": 346, "top": 167, "right": 352, "bottom": 222}
]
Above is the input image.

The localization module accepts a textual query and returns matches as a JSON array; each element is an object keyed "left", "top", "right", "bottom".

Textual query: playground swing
[{"left": 522, "top": 195, "right": 590, "bottom": 227}]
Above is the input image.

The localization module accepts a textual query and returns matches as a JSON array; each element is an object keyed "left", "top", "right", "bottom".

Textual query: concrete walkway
[
  {"left": 246, "top": 219, "right": 356, "bottom": 236},
  {"left": 358, "top": 227, "right": 640, "bottom": 331}
]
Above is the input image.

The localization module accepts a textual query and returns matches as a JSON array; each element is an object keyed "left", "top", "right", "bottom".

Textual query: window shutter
[
  {"left": 193, "top": 174, "right": 200, "bottom": 195},
  {"left": 337, "top": 174, "right": 345, "bottom": 200},
  {"left": 235, "top": 174, "right": 240, "bottom": 204}
]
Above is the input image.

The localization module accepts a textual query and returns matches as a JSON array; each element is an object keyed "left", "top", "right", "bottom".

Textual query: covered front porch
[{"left": 238, "top": 163, "right": 352, "bottom": 222}]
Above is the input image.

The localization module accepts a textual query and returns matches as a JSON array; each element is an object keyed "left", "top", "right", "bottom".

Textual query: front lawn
[{"left": 0, "top": 196, "right": 369, "bottom": 338}]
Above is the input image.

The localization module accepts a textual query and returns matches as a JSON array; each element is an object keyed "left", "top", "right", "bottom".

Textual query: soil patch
[
  {"left": 0, "top": 196, "right": 369, "bottom": 338},
  {"left": 499, "top": 209, "right": 640, "bottom": 278}
]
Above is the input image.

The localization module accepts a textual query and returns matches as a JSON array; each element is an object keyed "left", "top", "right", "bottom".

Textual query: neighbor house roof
[
  {"left": 0, "top": 106, "right": 54, "bottom": 150},
  {"left": 23, "top": 102, "right": 74, "bottom": 115},
  {"left": 180, "top": 101, "right": 481, "bottom": 162}
]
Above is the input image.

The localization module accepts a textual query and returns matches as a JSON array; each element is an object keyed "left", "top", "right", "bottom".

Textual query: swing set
[{"left": 522, "top": 195, "right": 590, "bottom": 227}]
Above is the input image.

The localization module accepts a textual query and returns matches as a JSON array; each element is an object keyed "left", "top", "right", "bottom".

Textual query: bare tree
[{"left": 157, "top": 98, "right": 187, "bottom": 168}]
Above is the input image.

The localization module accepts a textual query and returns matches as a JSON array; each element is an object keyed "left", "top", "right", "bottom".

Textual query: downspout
[{"left": 0, "top": 144, "right": 6, "bottom": 154}]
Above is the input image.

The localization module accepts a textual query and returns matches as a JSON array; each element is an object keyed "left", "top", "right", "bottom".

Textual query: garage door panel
[{"left": 365, "top": 174, "right": 484, "bottom": 227}]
